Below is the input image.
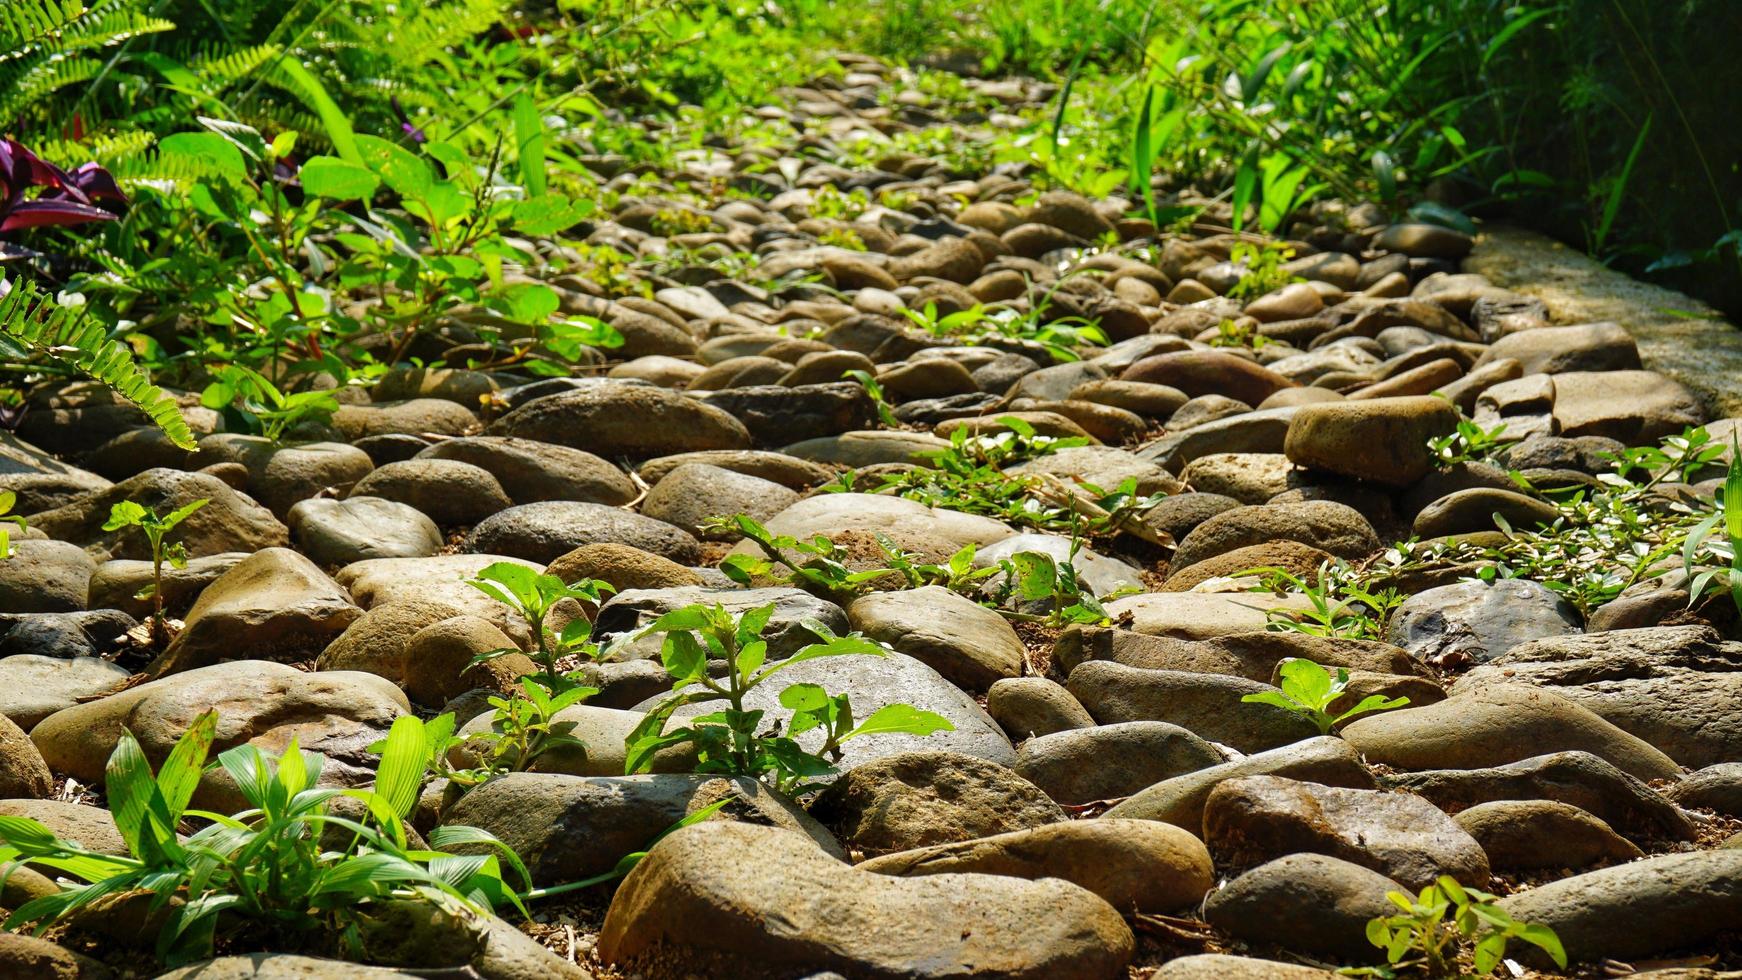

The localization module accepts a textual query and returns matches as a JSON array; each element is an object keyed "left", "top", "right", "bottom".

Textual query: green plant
[
  {"left": 899, "top": 290, "right": 1110, "bottom": 364},
  {"left": 625, "top": 604, "right": 953, "bottom": 794},
  {"left": 466, "top": 562, "right": 614, "bottom": 688},
  {"left": 1346, "top": 875, "right": 1566, "bottom": 978},
  {"left": 842, "top": 368, "right": 901, "bottom": 427},
  {"left": 996, "top": 547, "right": 1113, "bottom": 627},
  {"left": 199, "top": 365, "right": 340, "bottom": 444},
  {"left": 0, "top": 490, "right": 25, "bottom": 560},
  {"left": 1242, "top": 658, "right": 1409, "bottom": 735},
  {"left": 1226, "top": 241, "right": 1299, "bottom": 301},
  {"left": 1210, "top": 317, "right": 1270, "bottom": 350},
  {"left": 0, "top": 711, "right": 527, "bottom": 966},
  {"left": 1241, "top": 561, "right": 1404, "bottom": 641},
  {"left": 102, "top": 497, "right": 208, "bottom": 647},
  {"left": 1428, "top": 416, "right": 1512, "bottom": 466},
  {"left": 1680, "top": 436, "right": 1742, "bottom": 616},
  {"left": 878, "top": 538, "right": 1004, "bottom": 594},
  {"left": 447, "top": 678, "right": 596, "bottom": 787},
  {"left": 0, "top": 276, "right": 195, "bottom": 449},
  {"left": 712, "top": 514, "right": 892, "bottom": 602}
]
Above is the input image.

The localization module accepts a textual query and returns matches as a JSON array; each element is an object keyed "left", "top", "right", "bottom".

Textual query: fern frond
[
  {"left": 192, "top": 42, "right": 280, "bottom": 89},
  {"left": 0, "top": 0, "right": 83, "bottom": 54},
  {"left": 0, "top": 53, "right": 102, "bottom": 117},
  {"left": 0, "top": 278, "right": 195, "bottom": 450}
]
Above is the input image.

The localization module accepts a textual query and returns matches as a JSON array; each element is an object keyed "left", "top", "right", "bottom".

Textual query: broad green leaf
[
  {"left": 512, "top": 93, "right": 547, "bottom": 197},
  {"left": 299, "top": 156, "right": 380, "bottom": 202},
  {"left": 1277, "top": 658, "right": 1333, "bottom": 708},
  {"left": 846, "top": 704, "right": 954, "bottom": 740},
  {"left": 355, "top": 133, "right": 434, "bottom": 201},
  {"left": 373, "top": 715, "right": 428, "bottom": 821}
]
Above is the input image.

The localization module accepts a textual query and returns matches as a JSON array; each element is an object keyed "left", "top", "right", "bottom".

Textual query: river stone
[
  {"left": 1006, "top": 445, "right": 1184, "bottom": 497},
  {"left": 30, "top": 660, "right": 407, "bottom": 808},
  {"left": 400, "top": 615, "right": 533, "bottom": 706},
  {"left": 859, "top": 818, "right": 1213, "bottom": 914},
  {"left": 1204, "top": 776, "right": 1489, "bottom": 888},
  {"left": 640, "top": 463, "right": 799, "bottom": 540},
  {"left": 986, "top": 677, "right": 1095, "bottom": 741},
  {"left": 30, "top": 468, "right": 287, "bottom": 560},
  {"left": 1152, "top": 954, "right": 1337, "bottom": 979},
  {"left": 0, "top": 655, "right": 129, "bottom": 729},
  {"left": 1103, "top": 736, "right": 1376, "bottom": 834},
  {"left": 148, "top": 548, "right": 362, "bottom": 676},
  {"left": 637, "top": 450, "right": 835, "bottom": 490},
  {"left": 1668, "top": 763, "right": 1742, "bottom": 817},
  {"left": 0, "top": 540, "right": 94, "bottom": 612},
  {"left": 1342, "top": 684, "right": 1680, "bottom": 781},
  {"left": 1549, "top": 370, "right": 1707, "bottom": 443},
  {"left": 0, "top": 610, "right": 136, "bottom": 660},
  {"left": 1476, "top": 321, "right": 1640, "bottom": 375},
  {"left": 1015, "top": 721, "right": 1225, "bottom": 805},
  {"left": 463, "top": 501, "right": 700, "bottom": 564},
  {"left": 332, "top": 399, "right": 477, "bottom": 440},
  {"left": 847, "top": 586, "right": 1024, "bottom": 690},
  {"left": 699, "top": 382, "right": 878, "bottom": 444},
  {"left": 782, "top": 430, "right": 953, "bottom": 466},
  {"left": 1381, "top": 751, "right": 1694, "bottom": 844},
  {"left": 1055, "top": 626, "right": 1424, "bottom": 682},
  {"left": 346, "top": 458, "right": 512, "bottom": 526},
  {"left": 417, "top": 435, "right": 636, "bottom": 505},
  {"left": 150, "top": 953, "right": 418, "bottom": 979},
  {"left": 1385, "top": 579, "right": 1582, "bottom": 668},
  {"left": 811, "top": 751, "right": 1062, "bottom": 855},
  {"left": 1067, "top": 661, "right": 1320, "bottom": 753},
  {"left": 315, "top": 598, "right": 467, "bottom": 682},
  {"left": 1410, "top": 487, "right": 1561, "bottom": 538},
  {"left": 545, "top": 543, "right": 703, "bottom": 592},
  {"left": 440, "top": 772, "right": 842, "bottom": 885},
  {"left": 1122, "top": 350, "right": 1296, "bottom": 405},
  {"left": 1497, "top": 851, "right": 1742, "bottom": 966},
  {"left": 288, "top": 496, "right": 443, "bottom": 565},
  {"left": 1283, "top": 396, "right": 1459, "bottom": 487},
  {"left": 451, "top": 702, "right": 693, "bottom": 778},
  {"left": 335, "top": 554, "right": 541, "bottom": 625},
  {"left": 1169, "top": 501, "right": 1379, "bottom": 574},
  {"left": 86, "top": 552, "right": 246, "bottom": 620},
  {"left": 0, "top": 934, "right": 113, "bottom": 980},
  {"left": 1203, "top": 854, "right": 1404, "bottom": 961},
  {"left": 1100, "top": 592, "right": 1309, "bottom": 641},
  {"left": 727, "top": 492, "right": 1013, "bottom": 556},
  {"left": 1138, "top": 407, "right": 1299, "bottom": 474},
  {"left": 1459, "top": 626, "right": 1742, "bottom": 769},
  {"left": 486, "top": 382, "right": 751, "bottom": 457},
  {"left": 1374, "top": 223, "right": 1473, "bottom": 259},
  {"left": 595, "top": 586, "right": 847, "bottom": 660},
  {"left": 599, "top": 822, "right": 1134, "bottom": 979},
  {"left": 188, "top": 436, "right": 376, "bottom": 519},
  {"left": 0, "top": 713, "right": 52, "bottom": 798},
  {"left": 1452, "top": 800, "right": 1641, "bottom": 871}
]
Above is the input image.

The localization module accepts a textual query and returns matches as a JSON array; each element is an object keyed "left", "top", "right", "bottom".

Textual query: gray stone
[
  {"left": 0, "top": 539, "right": 94, "bottom": 612},
  {"left": 288, "top": 496, "right": 443, "bottom": 565},
  {"left": 463, "top": 501, "right": 700, "bottom": 564},
  {"left": 1452, "top": 800, "right": 1642, "bottom": 871},
  {"left": 1068, "top": 661, "right": 1321, "bottom": 753},
  {"left": 0, "top": 654, "right": 129, "bottom": 729},
  {"left": 1015, "top": 721, "right": 1225, "bottom": 805},
  {"left": 1385, "top": 579, "right": 1582, "bottom": 668},
  {"left": 1204, "top": 854, "right": 1404, "bottom": 961},
  {"left": 809, "top": 751, "right": 1063, "bottom": 855},
  {"left": 847, "top": 586, "right": 1024, "bottom": 690},
  {"left": 1103, "top": 736, "right": 1376, "bottom": 834}
]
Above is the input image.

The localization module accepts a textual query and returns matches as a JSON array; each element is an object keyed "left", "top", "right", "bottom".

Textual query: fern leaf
[
  {"left": 0, "top": 0, "right": 84, "bottom": 54},
  {"left": 0, "top": 278, "right": 195, "bottom": 450}
]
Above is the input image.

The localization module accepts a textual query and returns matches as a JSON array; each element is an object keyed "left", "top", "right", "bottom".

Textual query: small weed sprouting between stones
[
  {"left": 0, "top": 712, "right": 527, "bottom": 966},
  {"left": 1426, "top": 416, "right": 1511, "bottom": 467},
  {"left": 1680, "top": 435, "right": 1742, "bottom": 617},
  {"left": 0, "top": 489, "right": 26, "bottom": 559},
  {"left": 624, "top": 603, "right": 954, "bottom": 795},
  {"left": 466, "top": 562, "right": 614, "bottom": 689},
  {"left": 1238, "top": 560, "right": 1404, "bottom": 642},
  {"left": 103, "top": 496, "right": 208, "bottom": 648},
  {"left": 1343, "top": 876, "right": 1566, "bottom": 979},
  {"left": 1225, "top": 241, "right": 1300, "bottom": 301},
  {"left": 1241, "top": 658, "right": 1409, "bottom": 735}
]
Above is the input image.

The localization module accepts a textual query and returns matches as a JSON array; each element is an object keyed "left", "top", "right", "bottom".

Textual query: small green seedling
[
  {"left": 625, "top": 603, "right": 953, "bottom": 793},
  {"left": 1242, "top": 658, "right": 1409, "bottom": 734},
  {"left": 0, "top": 490, "right": 25, "bottom": 559},
  {"left": 998, "top": 548, "right": 1111, "bottom": 627},
  {"left": 467, "top": 561, "right": 614, "bottom": 687},
  {"left": 200, "top": 365, "right": 340, "bottom": 444},
  {"left": 1345, "top": 875, "right": 1567, "bottom": 978},
  {"left": 103, "top": 498, "right": 208, "bottom": 647},
  {"left": 1682, "top": 435, "right": 1742, "bottom": 617}
]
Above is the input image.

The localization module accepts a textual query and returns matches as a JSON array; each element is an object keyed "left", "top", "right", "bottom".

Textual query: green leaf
[
  {"left": 299, "top": 156, "right": 380, "bottom": 202},
  {"left": 845, "top": 704, "right": 954, "bottom": 740},
  {"left": 660, "top": 631, "right": 707, "bottom": 682},
  {"left": 512, "top": 93, "right": 547, "bottom": 197},
  {"left": 355, "top": 134, "right": 434, "bottom": 202},
  {"left": 273, "top": 58, "right": 363, "bottom": 166},
  {"left": 1276, "top": 658, "right": 1333, "bottom": 709},
  {"left": 102, "top": 500, "right": 147, "bottom": 531},
  {"left": 159, "top": 131, "right": 246, "bottom": 183},
  {"left": 778, "top": 682, "right": 830, "bottom": 713},
  {"left": 373, "top": 715, "right": 428, "bottom": 821}
]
